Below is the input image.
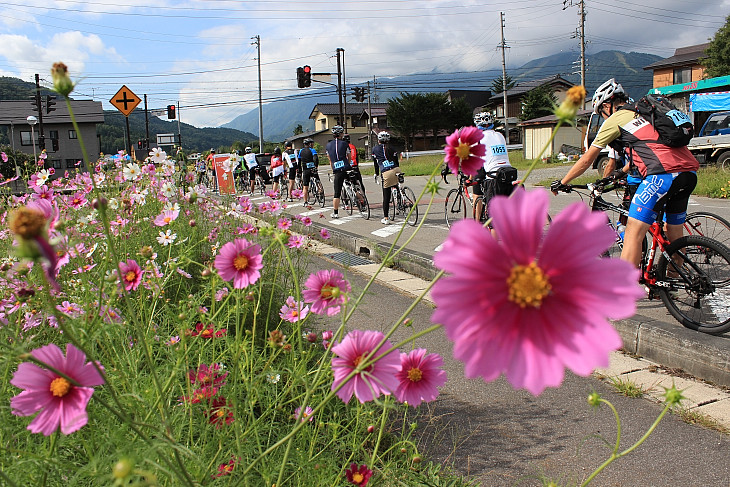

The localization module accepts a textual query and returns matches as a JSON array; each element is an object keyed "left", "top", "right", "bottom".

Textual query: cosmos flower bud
[
  {"left": 555, "top": 85, "right": 587, "bottom": 124},
  {"left": 51, "top": 62, "right": 74, "bottom": 97},
  {"left": 9, "top": 207, "right": 46, "bottom": 240}
]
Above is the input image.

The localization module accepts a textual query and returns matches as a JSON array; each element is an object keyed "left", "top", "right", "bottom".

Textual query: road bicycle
[
  {"left": 330, "top": 170, "right": 370, "bottom": 219},
  {"left": 561, "top": 177, "right": 730, "bottom": 335},
  {"left": 387, "top": 173, "right": 418, "bottom": 226},
  {"left": 306, "top": 168, "right": 326, "bottom": 208},
  {"left": 443, "top": 170, "right": 479, "bottom": 227},
  {"left": 235, "top": 170, "right": 250, "bottom": 194}
]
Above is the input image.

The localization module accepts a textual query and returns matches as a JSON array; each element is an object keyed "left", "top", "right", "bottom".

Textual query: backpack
[
  {"left": 622, "top": 94, "right": 693, "bottom": 147},
  {"left": 493, "top": 166, "right": 518, "bottom": 196}
]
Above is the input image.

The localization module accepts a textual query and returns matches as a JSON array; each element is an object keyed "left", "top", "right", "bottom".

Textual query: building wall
[
  {"left": 10, "top": 121, "right": 99, "bottom": 173},
  {"left": 523, "top": 125, "right": 584, "bottom": 159},
  {"left": 652, "top": 66, "right": 706, "bottom": 88}
]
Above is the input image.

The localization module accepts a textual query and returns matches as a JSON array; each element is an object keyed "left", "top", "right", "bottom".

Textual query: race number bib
[
  {"left": 382, "top": 160, "right": 395, "bottom": 169},
  {"left": 666, "top": 109, "right": 691, "bottom": 126},
  {"left": 306, "top": 162, "right": 315, "bottom": 169},
  {"left": 333, "top": 160, "right": 345, "bottom": 170},
  {"left": 490, "top": 144, "right": 507, "bottom": 155}
]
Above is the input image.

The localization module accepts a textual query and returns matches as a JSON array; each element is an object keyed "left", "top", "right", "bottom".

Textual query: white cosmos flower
[
  {"left": 149, "top": 148, "right": 167, "bottom": 164},
  {"left": 160, "top": 181, "right": 176, "bottom": 198},
  {"left": 35, "top": 169, "right": 51, "bottom": 186},
  {"left": 123, "top": 162, "right": 142, "bottom": 181},
  {"left": 163, "top": 201, "right": 180, "bottom": 212},
  {"left": 156, "top": 230, "right": 177, "bottom": 246}
]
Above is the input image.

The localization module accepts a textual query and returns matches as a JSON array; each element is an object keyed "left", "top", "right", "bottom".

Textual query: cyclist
[
  {"left": 299, "top": 138, "right": 319, "bottom": 204},
  {"left": 343, "top": 134, "right": 365, "bottom": 196},
  {"left": 243, "top": 146, "right": 262, "bottom": 194},
  {"left": 270, "top": 147, "right": 285, "bottom": 195},
  {"left": 284, "top": 141, "right": 299, "bottom": 202},
  {"left": 325, "top": 125, "right": 352, "bottom": 219},
  {"left": 372, "top": 130, "right": 401, "bottom": 225},
  {"left": 551, "top": 78, "right": 699, "bottom": 268},
  {"left": 471, "top": 111, "right": 514, "bottom": 220},
  {"left": 233, "top": 149, "right": 248, "bottom": 193},
  {"left": 206, "top": 149, "right": 218, "bottom": 191},
  {"left": 195, "top": 154, "right": 207, "bottom": 185}
]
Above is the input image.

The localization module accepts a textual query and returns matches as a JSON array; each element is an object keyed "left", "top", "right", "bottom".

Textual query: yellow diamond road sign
[{"left": 110, "top": 85, "right": 141, "bottom": 117}]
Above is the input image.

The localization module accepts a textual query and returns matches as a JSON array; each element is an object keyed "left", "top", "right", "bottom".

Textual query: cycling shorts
[
  {"left": 628, "top": 172, "right": 697, "bottom": 225},
  {"left": 302, "top": 169, "right": 315, "bottom": 186},
  {"left": 288, "top": 166, "right": 298, "bottom": 180}
]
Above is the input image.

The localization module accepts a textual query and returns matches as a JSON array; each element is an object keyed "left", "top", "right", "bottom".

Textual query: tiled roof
[
  {"left": 490, "top": 74, "right": 574, "bottom": 100},
  {"left": 644, "top": 43, "right": 710, "bottom": 70},
  {"left": 310, "top": 103, "right": 389, "bottom": 118},
  {"left": 0, "top": 100, "right": 104, "bottom": 125}
]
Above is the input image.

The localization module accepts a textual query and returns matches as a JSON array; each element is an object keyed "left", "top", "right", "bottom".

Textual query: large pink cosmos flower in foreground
[
  {"left": 302, "top": 269, "right": 351, "bottom": 316},
  {"left": 214, "top": 239, "right": 263, "bottom": 289},
  {"left": 395, "top": 348, "right": 447, "bottom": 407},
  {"left": 431, "top": 189, "right": 644, "bottom": 395},
  {"left": 10, "top": 343, "right": 105, "bottom": 435},
  {"left": 331, "top": 330, "right": 401, "bottom": 403},
  {"left": 443, "top": 126, "right": 487, "bottom": 176},
  {"left": 118, "top": 259, "right": 142, "bottom": 291}
]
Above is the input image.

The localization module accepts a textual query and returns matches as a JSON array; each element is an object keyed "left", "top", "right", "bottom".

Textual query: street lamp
[{"left": 26, "top": 115, "right": 38, "bottom": 163}]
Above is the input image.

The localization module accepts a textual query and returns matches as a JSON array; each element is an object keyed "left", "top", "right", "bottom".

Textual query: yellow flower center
[
  {"left": 352, "top": 472, "right": 364, "bottom": 484},
  {"left": 506, "top": 261, "right": 551, "bottom": 308},
  {"left": 50, "top": 377, "right": 71, "bottom": 397},
  {"left": 217, "top": 409, "right": 226, "bottom": 417},
  {"left": 407, "top": 367, "right": 423, "bottom": 382},
  {"left": 456, "top": 142, "right": 472, "bottom": 161},
  {"left": 320, "top": 285, "right": 340, "bottom": 300},
  {"left": 233, "top": 254, "right": 249, "bottom": 271},
  {"left": 125, "top": 271, "right": 137, "bottom": 283},
  {"left": 291, "top": 310, "right": 298, "bottom": 317},
  {"left": 164, "top": 217, "right": 172, "bottom": 223}
]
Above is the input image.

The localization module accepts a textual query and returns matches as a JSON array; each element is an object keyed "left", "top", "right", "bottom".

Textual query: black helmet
[
  {"left": 285, "top": 141, "right": 293, "bottom": 148},
  {"left": 343, "top": 134, "right": 351, "bottom": 142},
  {"left": 210, "top": 148, "right": 215, "bottom": 153},
  {"left": 274, "top": 147, "right": 281, "bottom": 155}
]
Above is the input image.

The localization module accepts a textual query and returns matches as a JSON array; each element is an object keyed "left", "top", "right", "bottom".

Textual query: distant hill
[{"left": 223, "top": 49, "right": 662, "bottom": 141}]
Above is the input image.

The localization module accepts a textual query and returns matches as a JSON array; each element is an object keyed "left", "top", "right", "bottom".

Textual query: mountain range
[{"left": 223, "top": 50, "right": 663, "bottom": 142}]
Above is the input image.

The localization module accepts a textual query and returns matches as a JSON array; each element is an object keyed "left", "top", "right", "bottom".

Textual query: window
[
  {"left": 68, "top": 130, "right": 77, "bottom": 139},
  {"left": 65, "top": 159, "right": 77, "bottom": 169},
  {"left": 20, "top": 131, "right": 34, "bottom": 146},
  {"left": 673, "top": 67, "right": 692, "bottom": 84},
  {"left": 49, "top": 130, "right": 58, "bottom": 140},
  {"left": 51, "top": 159, "right": 62, "bottom": 169}
]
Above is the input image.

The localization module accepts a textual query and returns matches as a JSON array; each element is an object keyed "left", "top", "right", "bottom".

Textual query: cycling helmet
[
  {"left": 592, "top": 78, "right": 626, "bottom": 113},
  {"left": 331, "top": 125, "right": 344, "bottom": 136},
  {"left": 377, "top": 131, "right": 391, "bottom": 143},
  {"left": 274, "top": 147, "right": 281, "bottom": 155},
  {"left": 303, "top": 138, "right": 312, "bottom": 146},
  {"left": 343, "top": 134, "right": 351, "bottom": 142},
  {"left": 210, "top": 148, "right": 215, "bottom": 153},
  {"left": 245, "top": 147, "right": 252, "bottom": 153},
  {"left": 473, "top": 111, "right": 494, "bottom": 127},
  {"left": 285, "top": 141, "right": 292, "bottom": 148}
]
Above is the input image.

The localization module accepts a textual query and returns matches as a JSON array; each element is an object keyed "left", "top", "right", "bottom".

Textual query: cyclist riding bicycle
[
  {"left": 343, "top": 134, "right": 365, "bottom": 194},
  {"left": 551, "top": 78, "right": 699, "bottom": 268},
  {"left": 372, "top": 130, "right": 401, "bottom": 225},
  {"left": 471, "top": 111, "right": 515, "bottom": 220},
  {"left": 299, "top": 138, "right": 319, "bottom": 203}
]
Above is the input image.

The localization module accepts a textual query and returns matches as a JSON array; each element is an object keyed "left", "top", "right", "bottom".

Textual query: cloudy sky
[{"left": 1, "top": 0, "right": 726, "bottom": 128}]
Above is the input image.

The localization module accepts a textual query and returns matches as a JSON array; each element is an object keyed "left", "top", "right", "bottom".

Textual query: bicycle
[
  {"left": 387, "top": 173, "right": 418, "bottom": 226},
  {"left": 560, "top": 177, "right": 730, "bottom": 335},
  {"left": 306, "top": 168, "right": 326, "bottom": 208},
  {"left": 443, "top": 171, "right": 479, "bottom": 227},
  {"left": 330, "top": 170, "right": 370, "bottom": 219}
]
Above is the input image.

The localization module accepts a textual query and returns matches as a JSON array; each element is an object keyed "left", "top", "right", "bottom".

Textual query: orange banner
[{"left": 212, "top": 154, "right": 236, "bottom": 195}]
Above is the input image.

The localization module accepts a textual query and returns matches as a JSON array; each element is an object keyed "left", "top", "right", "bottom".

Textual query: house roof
[
  {"left": 285, "top": 128, "right": 329, "bottom": 144},
  {"left": 490, "top": 74, "right": 574, "bottom": 101},
  {"left": 361, "top": 107, "right": 387, "bottom": 118},
  {"left": 644, "top": 43, "right": 710, "bottom": 70},
  {"left": 309, "top": 102, "right": 388, "bottom": 119},
  {"left": 517, "top": 109, "right": 592, "bottom": 127},
  {"left": 0, "top": 100, "right": 104, "bottom": 125}
]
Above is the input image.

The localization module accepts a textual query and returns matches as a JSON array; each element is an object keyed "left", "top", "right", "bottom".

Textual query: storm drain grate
[{"left": 325, "top": 252, "right": 374, "bottom": 266}]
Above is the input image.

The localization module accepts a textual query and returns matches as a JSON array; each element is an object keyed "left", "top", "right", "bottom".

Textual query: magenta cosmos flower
[
  {"left": 331, "top": 330, "right": 401, "bottom": 403},
  {"left": 431, "top": 189, "right": 643, "bottom": 395},
  {"left": 118, "top": 259, "right": 142, "bottom": 291},
  {"left": 443, "top": 126, "right": 487, "bottom": 176},
  {"left": 279, "top": 296, "right": 310, "bottom": 323},
  {"left": 214, "top": 239, "right": 263, "bottom": 289},
  {"left": 10, "top": 343, "right": 105, "bottom": 436},
  {"left": 345, "top": 463, "right": 373, "bottom": 486},
  {"left": 302, "top": 269, "right": 351, "bottom": 316},
  {"left": 395, "top": 349, "right": 447, "bottom": 407}
]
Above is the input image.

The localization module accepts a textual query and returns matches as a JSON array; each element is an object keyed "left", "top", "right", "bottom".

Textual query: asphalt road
[{"left": 306, "top": 252, "right": 730, "bottom": 487}]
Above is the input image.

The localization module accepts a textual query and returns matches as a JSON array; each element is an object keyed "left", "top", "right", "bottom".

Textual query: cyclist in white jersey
[
  {"left": 243, "top": 146, "right": 260, "bottom": 194},
  {"left": 472, "top": 112, "right": 513, "bottom": 219}
]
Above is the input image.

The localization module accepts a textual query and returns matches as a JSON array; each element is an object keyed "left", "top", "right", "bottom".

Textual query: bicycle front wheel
[
  {"left": 684, "top": 212, "right": 730, "bottom": 249},
  {"left": 472, "top": 196, "right": 487, "bottom": 224},
  {"left": 343, "top": 185, "right": 354, "bottom": 215},
  {"left": 354, "top": 183, "right": 370, "bottom": 220},
  {"left": 402, "top": 186, "right": 418, "bottom": 226},
  {"left": 315, "top": 179, "right": 326, "bottom": 208},
  {"left": 444, "top": 188, "right": 467, "bottom": 227},
  {"left": 656, "top": 235, "right": 730, "bottom": 335}
]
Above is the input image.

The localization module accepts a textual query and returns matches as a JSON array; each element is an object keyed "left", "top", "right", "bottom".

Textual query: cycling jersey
[
  {"left": 592, "top": 109, "right": 698, "bottom": 177},
  {"left": 325, "top": 139, "right": 351, "bottom": 173},
  {"left": 348, "top": 143, "right": 359, "bottom": 167},
  {"left": 243, "top": 152, "right": 258, "bottom": 169},
  {"left": 479, "top": 129, "right": 511, "bottom": 174},
  {"left": 372, "top": 143, "right": 399, "bottom": 175},
  {"left": 299, "top": 147, "right": 317, "bottom": 170}
]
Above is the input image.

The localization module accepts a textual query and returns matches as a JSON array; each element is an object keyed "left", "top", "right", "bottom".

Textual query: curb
[{"left": 305, "top": 219, "right": 730, "bottom": 389}]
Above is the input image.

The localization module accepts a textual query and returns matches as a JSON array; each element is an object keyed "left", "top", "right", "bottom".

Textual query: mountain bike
[
  {"left": 336, "top": 170, "right": 370, "bottom": 219},
  {"left": 307, "top": 168, "right": 326, "bottom": 208},
  {"left": 388, "top": 173, "right": 418, "bottom": 226},
  {"left": 443, "top": 170, "right": 479, "bottom": 227},
  {"left": 561, "top": 177, "right": 730, "bottom": 335}
]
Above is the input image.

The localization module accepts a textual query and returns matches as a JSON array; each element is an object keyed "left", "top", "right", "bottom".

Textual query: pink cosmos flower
[
  {"left": 330, "top": 330, "right": 401, "bottom": 403},
  {"left": 214, "top": 239, "right": 263, "bottom": 289},
  {"left": 118, "top": 259, "right": 142, "bottom": 291},
  {"left": 431, "top": 189, "right": 643, "bottom": 395},
  {"left": 188, "top": 363, "right": 228, "bottom": 388},
  {"left": 302, "top": 269, "right": 351, "bottom": 316},
  {"left": 294, "top": 405, "right": 314, "bottom": 423},
  {"left": 153, "top": 209, "right": 179, "bottom": 227},
  {"left": 279, "top": 296, "right": 310, "bottom": 323},
  {"left": 300, "top": 215, "right": 312, "bottom": 226},
  {"left": 1, "top": 151, "right": 7, "bottom": 163},
  {"left": 395, "top": 349, "right": 447, "bottom": 407},
  {"left": 208, "top": 397, "right": 234, "bottom": 427},
  {"left": 443, "top": 126, "right": 487, "bottom": 176},
  {"left": 291, "top": 189, "right": 304, "bottom": 199},
  {"left": 214, "top": 456, "right": 240, "bottom": 478},
  {"left": 277, "top": 218, "right": 292, "bottom": 230},
  {"left": 319, "top": 228, "right": 330, "bottom": 239},
  {"left": 287, "top": 234, "right": 305, "bottom": 248},
  {"left": 68, "top": 192, "right": 87, "bottom": 209},
  {"left": 345, "top": 463, "right": 373, "bottom": 486},
  {"left": 10, "top": 343, "right": 105, "bottom": 436},
  {"left": 236, "top": 223, "right": 257, "bottom": 235}
]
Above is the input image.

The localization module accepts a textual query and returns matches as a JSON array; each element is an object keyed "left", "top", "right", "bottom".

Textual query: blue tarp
[{"left": 689, "top": 92, "right": 730, "bottom": 112}]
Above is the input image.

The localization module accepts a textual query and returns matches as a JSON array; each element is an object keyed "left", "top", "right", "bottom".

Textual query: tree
[
  {"left": 491, "top": 74, "right": 516, "bottom": 94},
  {"left": 521, "top": 84, "right": 557, "bottom": 121},
  {"left": 702, "top": 15, "right": 730, "bottom": 78},
  {"left": 293, "top": 124, "right": 303, "bottom": 135},
  {"left": 386, "top": 93, "right": 421, "bottom": 150}
]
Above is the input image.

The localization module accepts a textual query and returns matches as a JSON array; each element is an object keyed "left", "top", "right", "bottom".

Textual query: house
[
  {"left": 296, "top": 102, "right": 389, "bottom": 151},
  {"left": 519, "top": 110, "right": 591, "bottom": 160},
  {"left": 643, "top": 43, "right": 730, "bottom": 129},
  {"left": 490, "top": 74, "right": 576, "bottom": 144},
  {"left": 0, "top": 99, "right": 104, "bottom": 174}
]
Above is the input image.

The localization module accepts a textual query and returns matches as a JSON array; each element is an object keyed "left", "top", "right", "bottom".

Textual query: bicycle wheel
[
  {"left": 444, "top": 188, "right": 467, "bottom": 227},
  {"left": 389, "top": 188, "right": 397, "bottom": 221},
  {"left": 684, "top": 212, "right": 730, "bottom": 249},
  {"left": 343, "top": 185, "right": 354, "bottom": 215},
  {"left": 656, "top": 235, "right": 730, "bottom": 335},
  {"left": 281, "top": 181, "right": 289, "bottom": 201},
  {"left": 472, "top": 196, "right": 487, "bottom": 224},
  {"left": 402, "top": 186, "right": 418, "bottom": 226},
  {"left": 314, "top": 178, "right": 326, "bottom": 208},
  {"left": 354, "top": 183, "right": 370, "bottom": 220}
]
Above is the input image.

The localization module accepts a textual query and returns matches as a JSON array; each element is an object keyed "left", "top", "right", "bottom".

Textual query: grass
[
  {"left": 673, "top": 406, "right": 730, "bottom": 434},
  {"left": 607, "top": 376, "right": 652, "bottom": 398}
]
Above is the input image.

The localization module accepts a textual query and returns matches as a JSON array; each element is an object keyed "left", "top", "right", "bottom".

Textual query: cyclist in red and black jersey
[
  {"left": 551, "top": 78, "right": 699, "bottom": 267},
  {"left": 343, "top": 134, "right": 365, "bottom": 192}
]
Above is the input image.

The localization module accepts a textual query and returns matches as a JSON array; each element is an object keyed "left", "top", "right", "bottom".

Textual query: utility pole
[
  {"left": 252, "top": 35, "right": 263, "bottom": 151},
  {"left": 564, "top": 0, "right": 587, "bottom": 108},
  {"left": 176, "top": 101, "right": 182, "bottom": 148},
  {"left": 366, "top": 80, "right": 372, "bottom": 151},
  {"left": 144, "top": 94, "right": 150, "bottom": 150},
  {"left": 342, "top": 49, "right": 347, "bottom": 133},
  {"left": 34, "top": 74, "right": 46, "bottom": 152},
  {"left": 499, "top": 12, "right": 509, "bottom": 142},
  {"left": 336, "top": 48, "right": 344, "bottom": 128}
]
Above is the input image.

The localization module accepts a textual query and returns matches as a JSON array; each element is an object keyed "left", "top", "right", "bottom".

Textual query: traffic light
[
  {"left": 297, "top": 66, "right": 312, "bottom": 88},
  {"left": 297, "top": 67, "right": 305, "bottom": 88},
  {"left": 30, "top": 95, "right": 39, "bottom": 112},
  {"left": 167, "top": 104, "right": 176, "bottom": 119},
  {"left": 46, "top": 95, "right": 57, "bottom": 114},
  {"left": 137, "top": 141, "right": 143, "bottom": 150},
  {"left": 51, "top": 138, "right": 59, "bottom": 151},
  {"left": 352, "top": 87, "right": 366, "bottom": 102}
]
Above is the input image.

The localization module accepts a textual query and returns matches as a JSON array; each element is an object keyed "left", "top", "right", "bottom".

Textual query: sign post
[{"left": 110, "top": 85, "right": 142, "bottom": 157}]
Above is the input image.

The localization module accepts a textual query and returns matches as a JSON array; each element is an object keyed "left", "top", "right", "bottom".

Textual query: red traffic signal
[
  {"left": 167, "top": 104, "right": 176, "bottom": 119},
  {"left": 298, "top": 66, "right": 312, "bottom": 88}
]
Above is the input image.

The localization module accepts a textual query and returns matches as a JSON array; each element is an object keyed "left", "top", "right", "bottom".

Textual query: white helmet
[
  {"left": 377, "top": 131, "right": 391, "bottom": 143},
  {"left": 245, "top": 147, "right": 252, "bottom": 153},
  {"left": 592, "top": 78, "right": 626, "bottom": 113},
  {"left": 473, "top": 111, "right": 494, "bottom": 127},
  {"left": 331, "top": 125, "right": 344, "bottom": 136}
]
